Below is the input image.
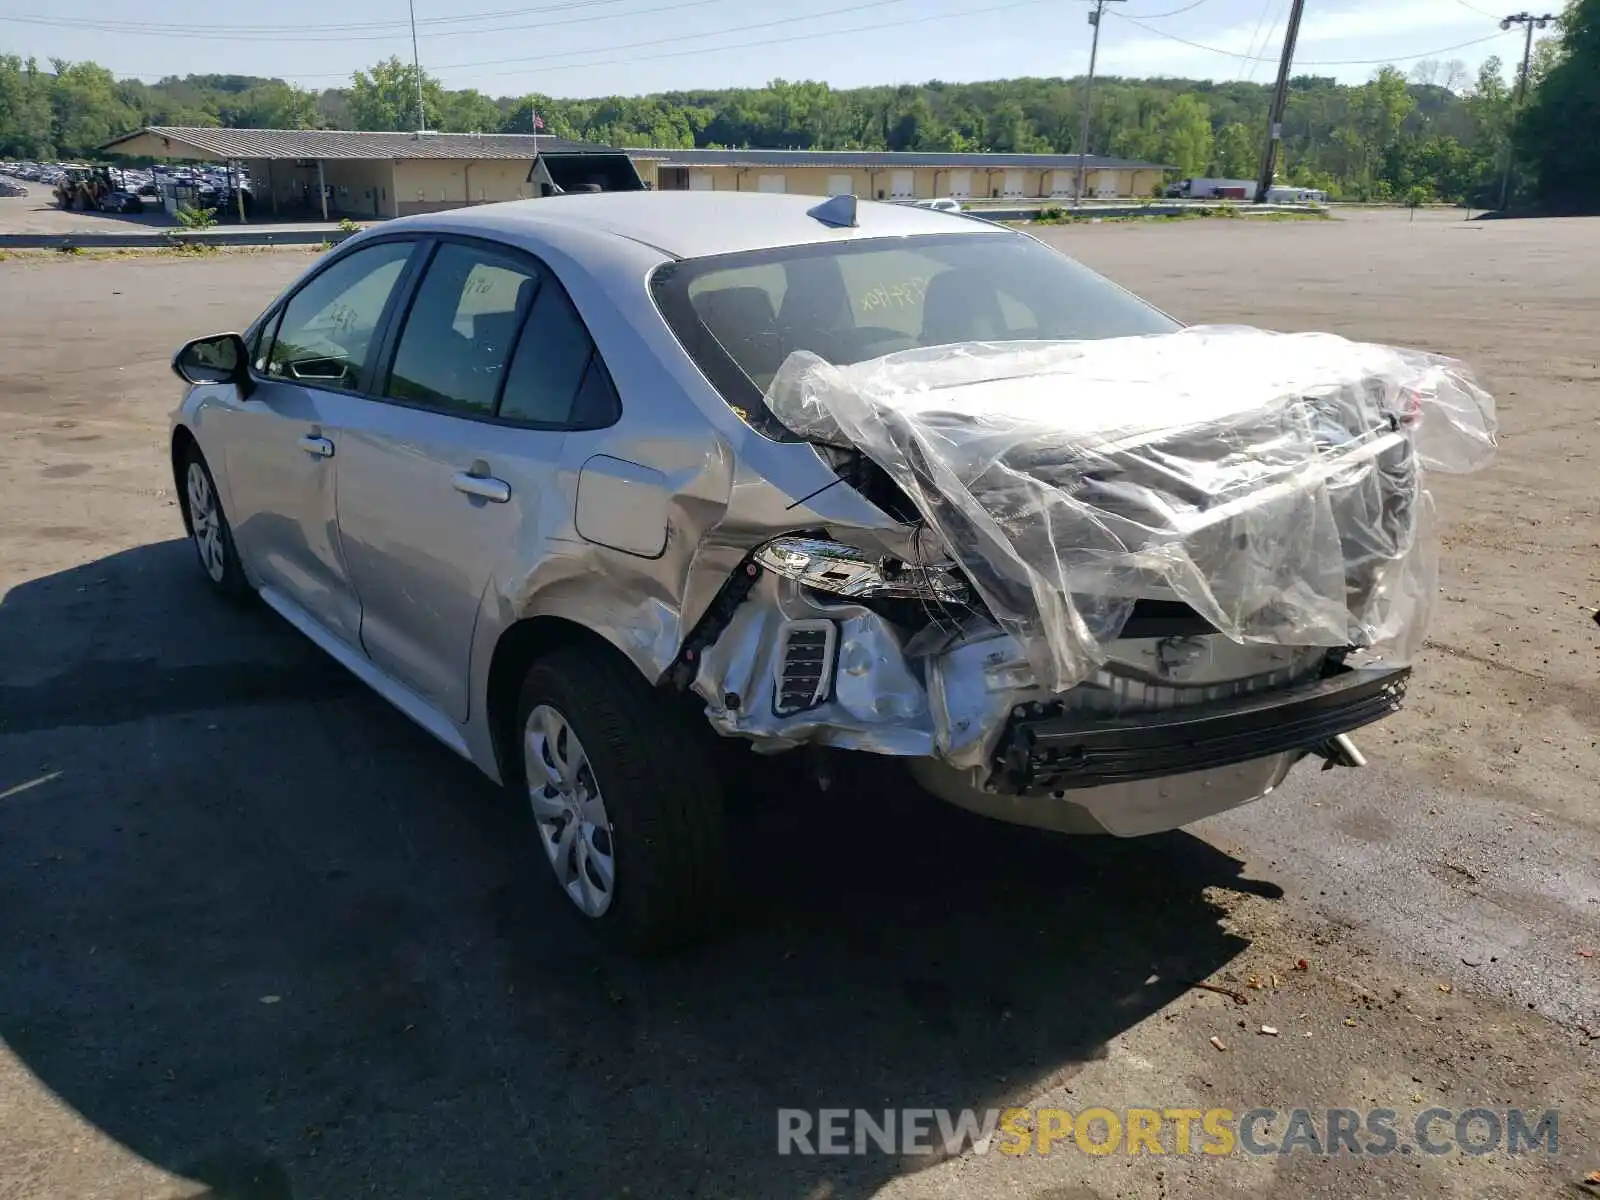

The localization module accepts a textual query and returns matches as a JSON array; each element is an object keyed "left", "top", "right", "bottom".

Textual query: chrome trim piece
[{"left": 754, "top": 536, "right": 969, "bottom": 604}]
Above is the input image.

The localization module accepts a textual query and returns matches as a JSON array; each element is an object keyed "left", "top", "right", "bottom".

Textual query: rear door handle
[
  {"left": 452, "top": 471, "right": 511, "bottom": 503},
  {"left": 298, "top": 434, "right": 335, "bottom": 458}
]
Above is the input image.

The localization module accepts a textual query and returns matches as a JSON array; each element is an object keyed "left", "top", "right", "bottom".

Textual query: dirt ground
[{"left": 0, "top": 210, "right": 1595, "bottom": 1200}]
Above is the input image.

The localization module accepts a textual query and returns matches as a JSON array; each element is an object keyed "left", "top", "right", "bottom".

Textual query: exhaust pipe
[{"left": 1316, "top": 733, "right": 1367, "bottom": 770}]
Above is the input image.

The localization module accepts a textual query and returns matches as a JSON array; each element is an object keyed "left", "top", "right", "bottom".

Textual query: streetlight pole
[
  {"left": 408, "top": 0, "right": 427, "bottom": 132},
  {"left": 1074, "top": 0, "right": 1125, "bottom": 207},
  {"left": 1496, "top": 11, "right": 1556, "bottom": 210}
]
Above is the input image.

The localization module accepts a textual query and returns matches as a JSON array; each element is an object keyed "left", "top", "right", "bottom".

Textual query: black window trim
[{"left": 365, "top": 231, "right": 623, "bottom": 433}]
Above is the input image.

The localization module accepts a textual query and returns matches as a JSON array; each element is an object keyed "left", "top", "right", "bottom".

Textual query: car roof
[{"left": 400, "top": 189, "right": 1009, "bottom": 261}]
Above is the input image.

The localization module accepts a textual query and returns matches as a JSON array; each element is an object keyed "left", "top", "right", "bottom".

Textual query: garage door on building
[
  {"left": 827, "top": 173, "right": 854, "bottom": 196},
  {"left": 757, "top": 174, "right": 785, "bottom": 193},
  {"left": 1001, "top": 169, "right": 1026, "bottom": 198},
  {"left": 947, "top": 169, "right": 972, "bottom": 199},
  {"left": 1050, "top": 170, "right": 1077, "bottom": 197},
  {"left": 890, "top": 170, "right": 915, "bottom": 200},
  {"left": 689, "top": 170, "right": 714, "bottom": 191},
  {"left": 1096, "top": 171, "right": 1120, "bottom": 197}
]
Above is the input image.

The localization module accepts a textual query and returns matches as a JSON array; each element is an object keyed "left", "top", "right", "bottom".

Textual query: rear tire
[
  {"left": 181, "top": 445, "right": 250, "bottom": 600},
  {"left": 510, "top": 646, "right": 728, "bottom": 954}
]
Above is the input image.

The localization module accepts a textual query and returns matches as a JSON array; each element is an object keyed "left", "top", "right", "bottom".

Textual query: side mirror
[{"left": 172, "top": 332, "right": 252, "bottom": 394}]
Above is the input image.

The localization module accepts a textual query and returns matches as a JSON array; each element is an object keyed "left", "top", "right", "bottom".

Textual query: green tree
[
  {"left": 1152, "top": 93, "right": 1212, "bottom": 175},
  {"left": 48, "top": 59, "right": 137, "bottom": 156},
  {"left": 0, "top": 51, "right": 1540, "bottom": 206},
  {"left": 1517, "top": 0, "right": 1600, "bottom": 203},
  {"left": 436, "top": 88, "right": 501, "bottom": 133},
  {"left": 0, "top": 54, "right": 55, "bottom": 156},
  {"left": 1210, "top": 121, "right": 1257, "bottom": 177},
  {"left": 349, "top": 57, "right": 444, "bottom": 131},
  {"left": 1346, "top": 66, "right": 1416, "bottom": 188},
  {"left": 221, "top": 82, "right": 319, "bottom": 129}
]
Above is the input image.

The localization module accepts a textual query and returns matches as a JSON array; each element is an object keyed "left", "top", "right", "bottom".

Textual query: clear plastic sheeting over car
[{"left": 766, "top": 326, "right": 1497, "bottom": 695}]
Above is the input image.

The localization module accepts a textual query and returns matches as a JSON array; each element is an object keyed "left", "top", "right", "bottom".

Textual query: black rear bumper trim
[{"left": 995, "top": 664, "right": 1410, "bottom": 794}]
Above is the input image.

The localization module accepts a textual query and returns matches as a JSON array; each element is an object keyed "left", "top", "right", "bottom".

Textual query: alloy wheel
[{"left": 186, "top": 460, "right": 226, "bottom": 583}]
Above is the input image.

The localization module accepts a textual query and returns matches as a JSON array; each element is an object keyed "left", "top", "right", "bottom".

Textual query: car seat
[{"left": 919, "top": 268, "right": 1008, "bottom": 347}]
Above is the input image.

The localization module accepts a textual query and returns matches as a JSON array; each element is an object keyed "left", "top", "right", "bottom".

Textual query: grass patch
[
  {"left": 165, "top": 237, "right": 221, "bottom": 256},
  {"left": 0, "top": 244, "right": 324, "bottom": 263},
  {"left": 1027, "top": 203, "right": 1330, "bottom": 226}
]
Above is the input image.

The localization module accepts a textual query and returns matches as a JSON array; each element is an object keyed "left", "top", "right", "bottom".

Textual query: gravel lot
[{"left": 0, "top": 210, "right": 1596, "bottom": 1200}]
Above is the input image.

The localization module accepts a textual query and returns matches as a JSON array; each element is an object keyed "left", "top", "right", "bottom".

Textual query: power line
[
  {"left": 0, "top": 0, "right": 651, "bottom": 37},
  {"left": 1122, "top": 0, "right": 1210, "bottom": 20},
  {"left": 417, "top": 0, "right": 921, "bottom": 75},
  {"left": 233, "top": 0, "right": 1054, "bottom": 83},
  {"left": 1107, "top": 16, "right": 1515, "bottom": 65},
  {"left": 0, "top": 0, "right": 746, "bottom": 44},
  {"left": 71, "top": 0, "right": 1051, "bottom": 84},
  {"left": 1237, "top": 0, "right": 1286, "bottom": 83},
  {"left": 430, "top": 0, "right": 1057, "bottom": 81}
]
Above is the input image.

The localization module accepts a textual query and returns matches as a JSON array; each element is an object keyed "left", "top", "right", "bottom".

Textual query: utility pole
[
  {"left": 1496, "top": 11, "right": 1556, "bottom": 210},
  {"left": 1254, "top": 0, "right": 1308, "bottom": 201},
  {"left": 408, "top": 0, "right": 427, "bottom": 132},
  {"left": 1074, "top": 0, "right": 1125, "bottom": 207}
]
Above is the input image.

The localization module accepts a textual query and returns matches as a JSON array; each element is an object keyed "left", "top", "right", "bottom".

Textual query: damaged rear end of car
[{"left": 648, "top": 227, "right": 1496, "bottom": 837}]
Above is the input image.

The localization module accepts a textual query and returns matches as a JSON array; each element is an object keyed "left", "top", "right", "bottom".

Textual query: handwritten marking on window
[{"left": 859, "top": 275, "right": 930, "bottom": 314}]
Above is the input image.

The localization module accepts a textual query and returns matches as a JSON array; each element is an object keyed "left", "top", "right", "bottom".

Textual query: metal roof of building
[
  {"left": 625, "top": 147, "right": 1172, "bottom": 171},
  {"left": 101, "top": 126, "right": 615, "bottom": 161}
]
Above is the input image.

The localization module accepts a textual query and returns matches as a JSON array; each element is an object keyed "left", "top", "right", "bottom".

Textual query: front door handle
[
  {"left": 451, "top": 471, "right": 511, "bottom": 503},
  {"left": 298, "top": 434, "right": 335, "bottom": 458}
]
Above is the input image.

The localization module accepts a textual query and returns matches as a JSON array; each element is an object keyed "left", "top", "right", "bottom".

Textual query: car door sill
[{"left": 257, "top": 585, "right": 473, "bottom": 762}]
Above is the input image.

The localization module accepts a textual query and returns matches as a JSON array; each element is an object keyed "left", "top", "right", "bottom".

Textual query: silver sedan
[{"left": 170, "top": 191, "right": 1407, "bottom": 950}]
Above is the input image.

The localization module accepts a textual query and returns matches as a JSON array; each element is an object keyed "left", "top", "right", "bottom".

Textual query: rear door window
[
  {"left": 497, "top": 278, "right": 620, "bottom": 429},
  {"left": 383, "top": 242, "right": 539, "bottom": 416}
]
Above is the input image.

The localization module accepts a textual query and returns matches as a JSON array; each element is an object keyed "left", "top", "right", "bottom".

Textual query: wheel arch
[
  {"left": 485, "top": 616, "right": 668, "bottom": 785},
  {"left": 170, "top": 425, "right": 200, "bottom": 536}
]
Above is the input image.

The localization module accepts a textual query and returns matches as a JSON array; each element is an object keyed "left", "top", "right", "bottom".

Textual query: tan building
[
  {"left": 628, "top": 148, "right": 1169, "bottom": 202},
  {"left": 100, "top": 126, "right": 1170, "bottom": 220},
  {"left": 100, "top": 126, "right": 619, "bottom": 219}
]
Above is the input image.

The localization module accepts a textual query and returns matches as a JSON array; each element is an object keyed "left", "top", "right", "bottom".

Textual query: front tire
[
  {"left": 181, "top": 445, "right": 249, "bottom": 600},
  {"left": 511, "top": 647, "right": 728, "bottom": 953}
]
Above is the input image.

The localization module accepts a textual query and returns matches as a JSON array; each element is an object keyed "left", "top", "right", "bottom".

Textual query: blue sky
[{"left": 1, "top": 0, "right": 1532, "bottom": 96}]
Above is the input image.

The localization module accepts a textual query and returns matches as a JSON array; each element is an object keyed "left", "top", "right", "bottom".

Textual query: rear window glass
[{"left": 651, "top": 232, "right": 1178, "bottom": 440}]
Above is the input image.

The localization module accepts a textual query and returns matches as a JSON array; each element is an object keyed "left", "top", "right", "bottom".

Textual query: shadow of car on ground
[{"left": 0, "top": 539, "right": 1279, "bottom": 1199}]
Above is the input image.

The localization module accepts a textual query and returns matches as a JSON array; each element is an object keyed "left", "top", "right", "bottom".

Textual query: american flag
[{"left": 532, "top": 111, "right": 545, "bottom": 131}]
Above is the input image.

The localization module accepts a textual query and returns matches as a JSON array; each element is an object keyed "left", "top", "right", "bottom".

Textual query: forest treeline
[{"left": 3, "top": 0, "right": 1595, "bottom": 209}]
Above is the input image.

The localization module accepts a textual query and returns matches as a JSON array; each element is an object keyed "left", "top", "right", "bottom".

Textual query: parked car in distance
[
  {"left": 168, "top": 192, "right": 1412, "bottom": 951},
  {"left": 907, "top": 197, "right": 964, "bottom": 213},
  {"left": 99, "top": 189, "right": 145, "bottom": 214}
]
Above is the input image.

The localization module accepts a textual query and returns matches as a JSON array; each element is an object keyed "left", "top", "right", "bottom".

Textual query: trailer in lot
[{"left": 1167, "top": 177, "right": 1259, "bottom": 201}]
